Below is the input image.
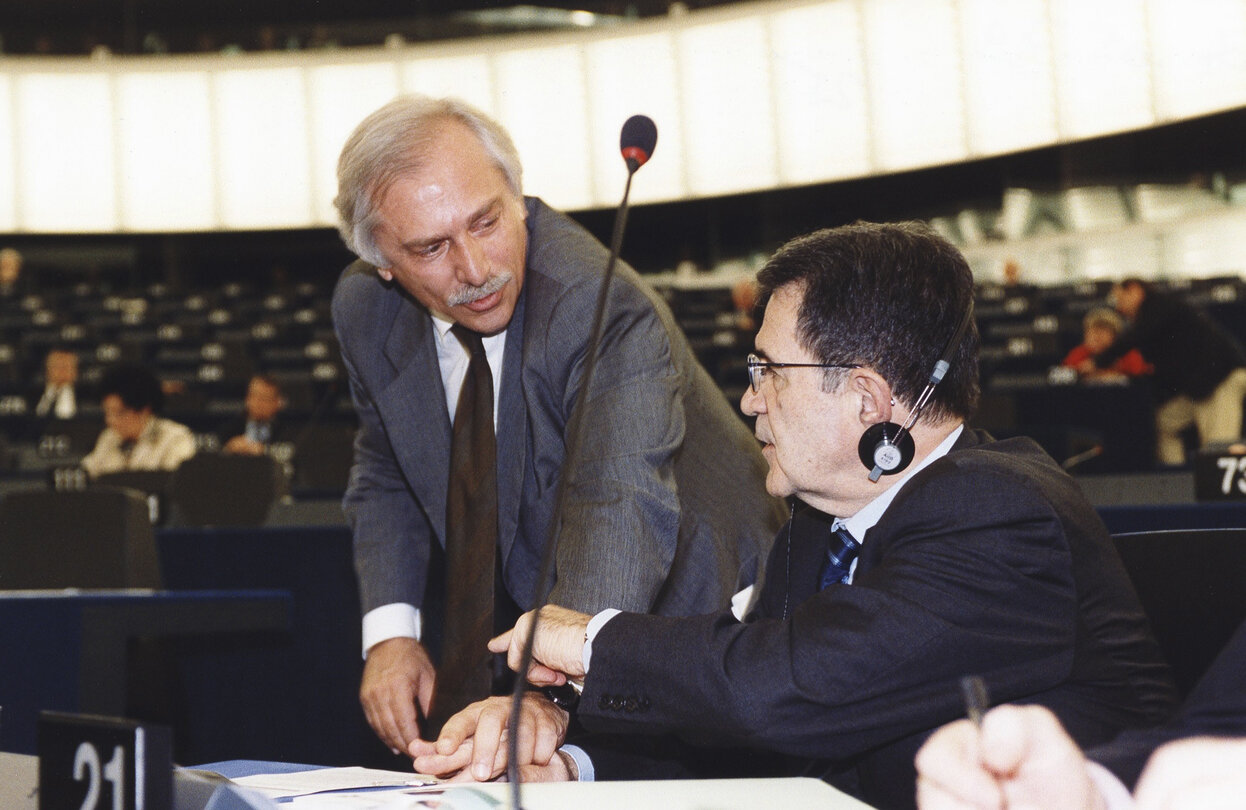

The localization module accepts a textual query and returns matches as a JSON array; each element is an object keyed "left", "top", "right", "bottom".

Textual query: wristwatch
[{"left": 540, "top": 683, "right": 581, "bottom": 711}]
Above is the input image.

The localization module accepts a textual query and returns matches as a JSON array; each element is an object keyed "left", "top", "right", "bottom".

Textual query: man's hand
[
  {"left": 489, "top": 605, "right": 592, "bottom": 684},
  {"left": 915, "top": 705, "right": 1105, "bottom": 810},
  {"left": 1134, "top": 737, "right": 1246, "bottom": 810},
  {"left": 409, "top": 694, "right": 570, "bottom": 782},
  {"left": 360, "top": 637, "right": 435, "bottom": 754}
]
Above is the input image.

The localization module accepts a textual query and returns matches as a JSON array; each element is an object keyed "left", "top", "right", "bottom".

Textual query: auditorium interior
[{"left": 3, "top": 0, "right": 1246, "bottom": 797}]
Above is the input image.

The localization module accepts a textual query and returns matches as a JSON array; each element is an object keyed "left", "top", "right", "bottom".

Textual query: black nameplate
[
  {"left": 1194, "top": 447, "right": 1246, "bottom": 501},
  {"left": 38, "top": 712, "right": 172, "bottom": 810}
]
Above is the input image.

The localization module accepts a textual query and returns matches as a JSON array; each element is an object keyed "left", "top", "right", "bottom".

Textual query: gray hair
[{"left": 334, "top": 95, "right": 524, "bottom": 266}]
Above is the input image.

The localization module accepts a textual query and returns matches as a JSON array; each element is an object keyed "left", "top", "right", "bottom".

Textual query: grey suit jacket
[{"left": 332, "top": 197, "right": 785, "bottom": 629}]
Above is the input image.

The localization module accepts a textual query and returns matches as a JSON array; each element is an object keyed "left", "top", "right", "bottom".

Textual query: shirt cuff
[
  {"left": 583, "top": 609, "right": 621, "bottom": 673},
  {"left": 730, "top": 585, "right": 755, "bottom": 621},
  {"left": 1087, "top": 761, "right": 1135, "bottom": 810},
  {"left": 559, "top": 745, "right": 595, "bottom": 782},
  {"left": 361, "top": 603, "right": 422, "bottom": 658}
]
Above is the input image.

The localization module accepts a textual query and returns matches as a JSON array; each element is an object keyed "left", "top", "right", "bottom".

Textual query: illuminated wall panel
[
  {"left": 677, "top": 17, "right": 777, "bottom": 196},
  {"left": 400, "top": 52, "right": 496, "bottom": 115},
  {"left": 5, "top": 0, "right": 1246, "bottom": 235},
  {"left": 16, "top": 72, "right": 117, "bottom": 232},
  {"left": 494, "top": 44, "right": 593, "bottom": 210},
  {"left": 771, "top": 2, "right": 872, "bottom": 182},
  {"left": 116, "top": 71, "right": 216, "bottom": 231},
  {"left": 1149, "top": 0, "right": 1246, "bottom": 120},
  {"left": 584, "top": 31, "right": 685, "bottom": 205},
  {"left": 214, "top": 67, "right": 313, "bottom": 228},
  {"left": 308, "top": 61, "right": 401, "bottom": 225},
  {"left": 863, "top": 0, "right": 965, "bottom": 171},
  {"left": 1050, "top": 0, "right": 1152, "bottom": 139},
  {"left": 959, "top": 0, "right": 1057, "bottom": 155},
  {"left": 0, "top": 76, "right": 15, "bottom": 231}
]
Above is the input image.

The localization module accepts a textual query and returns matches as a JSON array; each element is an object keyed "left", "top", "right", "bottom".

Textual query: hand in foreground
[
  {"left": 409, "top": 694, "right": 570, "bottom": 782},
  {"left": 360, "top": 637, "right": 436, "bottom": 754},
  {"left": 915, "top": 705, "right": 1105, "bottom": 810},
  {"left": 1133, "top": 737, "right": 1246, "bottom": 810},
  {"left": 489, "top": 605, "right": 592, "bottom": 685}
]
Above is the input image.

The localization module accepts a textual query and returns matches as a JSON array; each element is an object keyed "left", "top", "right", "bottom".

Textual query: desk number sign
[
  {"left": 38, "top": 712, "right": 172, "bottom": 810},
  {"left": 1194, "top": 447, "right": 1246, "bottom": 501}
]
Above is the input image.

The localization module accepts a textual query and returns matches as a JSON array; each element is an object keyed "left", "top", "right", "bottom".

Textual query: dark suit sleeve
[
  {"left": 578, "top": 461, "right": 1083, "bottom": 761},
  {"left": 1090, "top": 620, "right": 1246, "bottom": 790}
]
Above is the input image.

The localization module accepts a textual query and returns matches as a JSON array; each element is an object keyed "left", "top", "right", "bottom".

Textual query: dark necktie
[
  {"left": 427, "top": 325, "right": 499, "bottom": 735},
  {"left": 819, "top": 527, "right": 860, "bottom": 590}
]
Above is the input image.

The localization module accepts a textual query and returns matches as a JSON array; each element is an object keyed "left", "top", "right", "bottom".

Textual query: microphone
[
  {"left": 1061, "top": 444, "right": 1103, "bottom": 471},
  {"left": 506, "top": 115, "right": 657, "bottom": 805},
  {"left": 620, "top": 114, "right": 658, "bottom": 172}
]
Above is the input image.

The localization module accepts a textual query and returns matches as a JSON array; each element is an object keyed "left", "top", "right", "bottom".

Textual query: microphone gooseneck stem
[{"left": 507, "top": 165, "right": 639, "bottom": 807}]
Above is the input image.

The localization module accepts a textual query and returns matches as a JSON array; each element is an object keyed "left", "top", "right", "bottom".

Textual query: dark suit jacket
[
  {"left": 332, "top": 197, "right": 786, "bottom": 632},
  {"left": 578, "top": 430, "right": 1177, "bottom": 810},
  {"left": 215, "top": 416, "right": 296, "bottom": 449},
  {"left": 1091, "top": 619, "right": 1246, "bottom": 791}
]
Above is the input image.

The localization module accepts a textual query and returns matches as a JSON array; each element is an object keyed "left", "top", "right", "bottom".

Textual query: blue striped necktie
[{"left": 819, "top": 527, "right": 860, "bottom": 589}]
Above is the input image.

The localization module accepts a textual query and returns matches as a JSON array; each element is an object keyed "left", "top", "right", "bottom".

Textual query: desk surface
[
  {"left": 206, "top": 760, "right": 877, "bottom": 809},
  {"left": 1, "top": 753, "right": 878, "bottom": 810},
  {"left": 0, "top": 753, "right": 37, "bottom": 810}
]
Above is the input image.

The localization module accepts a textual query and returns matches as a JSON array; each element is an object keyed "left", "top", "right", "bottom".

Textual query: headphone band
[{"left": 865, "top": 297, "right": 974, "bottom": 482}]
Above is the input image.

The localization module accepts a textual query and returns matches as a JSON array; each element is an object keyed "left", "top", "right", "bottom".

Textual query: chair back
[
  {"left": 0, "top": 486, "right": 161, "bottom": 589},
  {"left": 1113, "top": 528, "right": 1246, "bottom": 696},
  {"left": 170, "top": 453, "right": 282, "bottom": 526},
  {"left": 289, "top": 423, "right": 356, "bottom": 493},
  {"left": 92, "top": 469, "right": 174, "bottom": 524}
]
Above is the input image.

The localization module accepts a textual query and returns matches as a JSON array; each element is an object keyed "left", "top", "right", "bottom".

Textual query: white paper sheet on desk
[
  {"left": 289, "top": 786, "right": 500, "bottom": 810},
  {"left": 231, "top": 766, "right": 438, "bottom": 799}
]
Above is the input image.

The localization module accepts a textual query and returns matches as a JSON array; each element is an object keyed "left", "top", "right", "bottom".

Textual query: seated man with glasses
[{"left": 411, "top": 221, "right": 1178, "bottom": 810}]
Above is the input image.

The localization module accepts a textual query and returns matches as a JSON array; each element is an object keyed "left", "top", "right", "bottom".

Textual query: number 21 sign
[{"left": 38, "top": 712, "right": 172, "bottom": 810}]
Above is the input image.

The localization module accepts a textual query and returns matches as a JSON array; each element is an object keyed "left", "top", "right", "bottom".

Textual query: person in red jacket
[{"left": 1063, "top": 307, "right": 1151, "bottom": 378}]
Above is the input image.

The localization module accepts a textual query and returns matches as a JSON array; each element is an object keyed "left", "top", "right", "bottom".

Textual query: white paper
[{"left": 232, "top": 766, "right": 438, "bottom": 799}]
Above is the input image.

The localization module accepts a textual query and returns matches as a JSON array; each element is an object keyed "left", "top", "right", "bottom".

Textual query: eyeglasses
[{"left": 746, "top": 353, "right": 860, "bottom": 393}]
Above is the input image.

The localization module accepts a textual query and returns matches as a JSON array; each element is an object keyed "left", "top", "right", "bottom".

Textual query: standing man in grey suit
[{"left": 331, "top": 94, "right": 785, "bottom": 754}]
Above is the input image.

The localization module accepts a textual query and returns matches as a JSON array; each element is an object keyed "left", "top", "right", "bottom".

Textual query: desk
[
  {"left": 982, "top": 377, "right": 1157, "bottom": 473},
  {"left": 208, "top": 760, "right": 877, "bottom": 809},
  {"left": 0, "top": 753, "right": 878, "bottom": 810},
  {"left": 0, "top": 589, "right": 290, "bottom": 755}
]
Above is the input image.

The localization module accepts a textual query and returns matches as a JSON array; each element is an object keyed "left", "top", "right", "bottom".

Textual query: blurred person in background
[
  {"left": 0, "top": 247, "right": 25, "bottom": 297},
  {"left": 81, "top": 362, "right": 197, "bottom": 478},
  {"left": 1062, "top": 307, "right": 1152, "bottom": 380},
  {"left": 220, "top": 373, "right": 290, "bottom": 455},
  {"left": 32, "top": 349, "right": 81, "bottom": 421},
  {"left": 1079, "top": 278, "right": 1246, "bottom": 465}
]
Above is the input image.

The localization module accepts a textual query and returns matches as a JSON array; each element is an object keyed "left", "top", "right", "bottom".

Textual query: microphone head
[{"left": 620, "top": 115, "right": 658, "bottom": 171}]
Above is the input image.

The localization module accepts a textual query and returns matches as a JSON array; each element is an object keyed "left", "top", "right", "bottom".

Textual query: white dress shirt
[{"left": 360, "top": 316, "right": 507, "bottom": 656}]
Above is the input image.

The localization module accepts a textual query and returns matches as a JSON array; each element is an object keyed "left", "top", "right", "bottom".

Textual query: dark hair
[
  {"left": 756, "top": 221, "right": 979, "bottom": 422},
  {"left": 251, "top": 372, "right": 283, "bottom": 394},
  {"left": 98, "top": 363, "right": 164, "bottom": 414}
]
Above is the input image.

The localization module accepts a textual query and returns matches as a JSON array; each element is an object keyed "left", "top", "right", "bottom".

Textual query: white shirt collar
[
  {"left": 841, "top": 424, "right": 965, "bottom": 542},
  {"left": 430, "top": 313, "right": 507, "bottom": 426}
]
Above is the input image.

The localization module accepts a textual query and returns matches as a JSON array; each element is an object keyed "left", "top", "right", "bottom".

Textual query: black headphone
[{"left": 858, "top": 301, "right": 974, "bottom": 482}]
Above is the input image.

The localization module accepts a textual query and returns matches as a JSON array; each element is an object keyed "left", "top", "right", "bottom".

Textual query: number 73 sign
[{"left": 1194, "top": 448, "right": 1246, "bottom": 501}]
